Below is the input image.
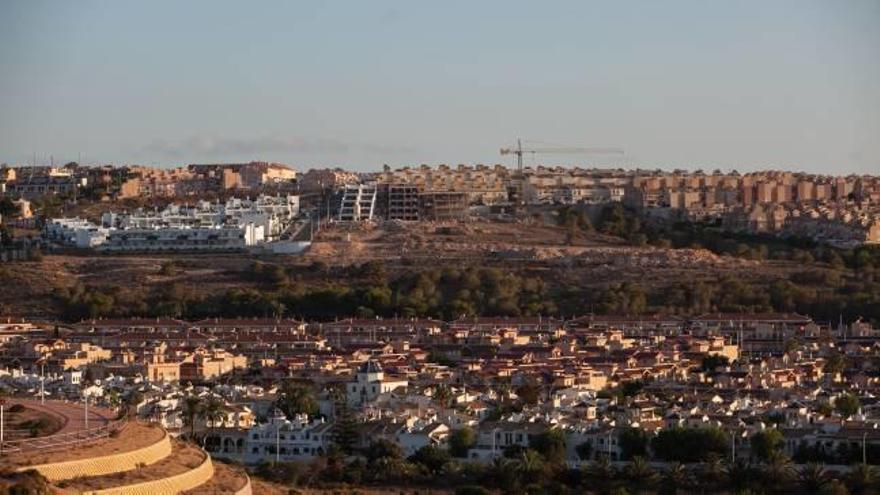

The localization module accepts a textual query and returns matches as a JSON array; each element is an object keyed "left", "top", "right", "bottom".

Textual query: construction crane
[
  {"left": 500, "top": 139, "right": 625, "bottom": 206},
  {"left": 500, "top": 138, "right": 625, "bottom": 176}
]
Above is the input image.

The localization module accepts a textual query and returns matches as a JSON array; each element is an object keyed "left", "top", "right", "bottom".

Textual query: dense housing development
[
  {"left": 1, "top": 160, "right": 879, "bottom": 494},
  {"left": 2, "top": 314, "right": 880, "bottom": 475},
  {"left": 2, "top": 162, "right": 879, "bottom": 247},
  {"left": 43, "top": 195, "right": 302, "bottom": 251}
]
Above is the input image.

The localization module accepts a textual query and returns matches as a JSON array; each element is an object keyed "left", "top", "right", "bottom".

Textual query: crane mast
[{"left": 499, "top": 138, "right": 625, "bottom": 205}]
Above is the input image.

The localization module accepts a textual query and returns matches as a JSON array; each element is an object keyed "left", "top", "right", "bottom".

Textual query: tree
[
  {"left": 700, "top": 355, "right": 730, "bottom": 373},
  {"left": 0, "top": 197, "right": 16, "bottom": 217},
  {"left": 652, "top": 427, "right": 728, "bottom": 463},
  {"left": 331, "top": 401, "right": 359, "bottom": 455},
  {"left": 365, "top": 438, "right": 403, "bottom": 463},
  {"left": 751, "top": 429, "right": 785, "bottom": 461},
  {"left": 433, "top": 384, "right": 454, "bottom": 408},
  {"left": 456, "top": 486, "right": 491, "bottom": 495},
  {"left": 449, "top": 427, "right": 477, "bottom": 458},
  {"left": 255, "top": 460, "right": 302, "bottom": 485},
  {"left": 618, "top": 427, "right": 649, "bottom": 460},
  {"left": 846, "top": 463, "right": 877, "bottom": 495},
  {"left": 575, "top": 441, "right": 593, "bottom": 461},
  {"left": 797, "top": 463, "right": 831, "bottom": 493},
  {"left": 182, "top": 394, "right": 204, "bottom": 438},
  {"left": 530, "top": 428, "right": 567, "bottom": 465},
  {"left": 410, "top": 444, "right": 451, "bottom": 475},
  {"left": 624, "top": 456, "right": 658, "bottom": 494},
  {"left": 697, "top": 453, "right": 727, "bottom": 490},
  {"left": 202, "top": 397, "right": 226, "bottom": 428},
  {"left": 835, "top": 392, "right": 860, "bottom": 418},
  {"left": 760, "top": 451, "right": 795, "bottom": 493},
  {"left": 514, "top": 449, "right": 545, "bottom": 482},
  {"left": 515, "top": 379, "right": 541, "bottom": 406},
  {"left": 488, "top": 457, "right": 520, "bottom": 492},
  {"left": 586, "top": 457, "right": 618, "bottom": 488},
  {"left": 825, "top": 351, "right": 847, "bottom": 376},
  {"left": 276, "top": 381, "right": 318, "bottom": 419},
  {"left": 659, "top": 463, "right": 690, "bottom": 495},
  {"left": 122, "top": 390, "right": 143, "bottom": 419}
]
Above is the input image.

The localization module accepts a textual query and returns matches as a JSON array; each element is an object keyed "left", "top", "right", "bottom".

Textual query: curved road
[
  {"left": 2, "top": 399, "right": 117, "bottom": 452},
  {"left": 8, "top": 399, "right": 115, "bottom": 434}
]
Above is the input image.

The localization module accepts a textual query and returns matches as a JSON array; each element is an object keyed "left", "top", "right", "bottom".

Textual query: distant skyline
[{"left": 1, "top": 0, "right": 878, "bottom": 174}]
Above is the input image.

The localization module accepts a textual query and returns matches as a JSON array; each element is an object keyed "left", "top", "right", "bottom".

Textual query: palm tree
[
  {"left": 201, "top": 397, "right": 226, "bottom": 429},
  {"left": 489, "top": 457, "right": 519, "bottom": 491},
  {"left": 726, "top": 460, "right": 759, "bottom": 494},
  {"left": 122, "top": 390, "right": 143, "bottom": 419},
  {"left": 625, "top": 456, "right": 658, "bottom": 494},
  {"left": 516, "top": 449, "right": 545, "bottom": 481},
  {"left": 587, "top": 457, "right": 619, "bottom": 491},
  {"left": 182, "top": 394, "right": 203, "bottom": 438},
  {"left": 798, "top": 463, "right": 831, "bottom": 493},
  {"left": 698, "top": 453, "right": 728, "bottom": 491},
  {"left": 493, "top": 379, "right": 512, "bottom": 403},
  {"left": 276, "top": 381, "right": 318, "bottom": 418},
  {"left": 659, "top": 462, "right": 690, "bottom": 495},
  {"left": 847, "top": 463, "right": 878, "bottom": 495},
  {"left": 434, "top": 384, "right": 453, "bottom": 409},
  {"left": 761, "top": 451, "right": 795, "bottom": 493}
]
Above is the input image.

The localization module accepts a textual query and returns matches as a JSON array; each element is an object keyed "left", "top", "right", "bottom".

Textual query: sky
[{"left": 0, "top": 1, "right": 878, "bottom": 174}]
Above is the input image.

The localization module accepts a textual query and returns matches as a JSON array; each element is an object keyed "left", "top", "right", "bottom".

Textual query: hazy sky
[{"left": 1, "top": 1, "right": 878, "bottom": 173}]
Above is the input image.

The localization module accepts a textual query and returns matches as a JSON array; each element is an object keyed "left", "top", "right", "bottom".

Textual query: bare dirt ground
[
  {"left": 185, "top": 460, "right": 249, "bottom": 494},
  {"left": 56, "top": 440, "right": 204, "bottom": 491}
]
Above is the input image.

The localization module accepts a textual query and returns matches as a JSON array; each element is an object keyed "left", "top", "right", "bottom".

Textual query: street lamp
[
  {"left": 0, "top": 396, "right": 6, "bottom": 455},
  {"left": 39, "top": 359, "right": 46, "bottom": 405},
  {"left": 731, "top": 430, "right": 736, "bottom": 462},
  {"left": 275, "top": 426, "right": 280, "bottom": 463}
]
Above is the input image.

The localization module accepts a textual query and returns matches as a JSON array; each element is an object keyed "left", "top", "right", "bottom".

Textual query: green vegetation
[
  {"left": 251, "top": 439, "right": 880, "bottom": 495},
  {"left": 751, "top": 429, "right": 785, "bottom": 461},
  {"left": 835, "top": 393, "right": 861, "bottom": 419},
  {"left": 275, "top": 381, "right": 319, "bottom": 419},
  {"left": 701, "top": 355, "right": 730, "bottom": 373},
  {"left": 50, "top": 203, "right": 880, "bottom": 325},
  {"left": 651, "top": 427, "right": 729, "bottom": 463},
  {"left": 449, "top": 427, "right": 477, "bottom": 458}
]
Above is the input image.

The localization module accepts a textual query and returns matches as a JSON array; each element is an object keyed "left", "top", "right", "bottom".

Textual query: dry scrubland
[{"left": 0, "top": 219, "right": 788, "bottom": 320}]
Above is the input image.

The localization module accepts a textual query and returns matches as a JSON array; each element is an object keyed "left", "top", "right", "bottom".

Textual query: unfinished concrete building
[
  {"left": 420, "top": 191, "right": 468, "bottom": 221},
  {"left": 338, "top": 184, "right": 377, "bottom": 222},
  {"left": 385, "top": 184, "right": 421, "bottom": 221}
]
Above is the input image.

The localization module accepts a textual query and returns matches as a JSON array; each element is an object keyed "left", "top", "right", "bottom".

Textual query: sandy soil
[
  {"left": 184, "top": 460, "right": 249, "bottom": 494},
  {"left": 0, "top": 422, "right": 165, "bottom": 468},
  {"left": 56, "top": 440, "right": 204, "bottom": 491}
]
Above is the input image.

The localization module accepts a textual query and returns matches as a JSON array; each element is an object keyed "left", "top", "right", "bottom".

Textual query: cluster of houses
[
  {"left": 1, "top": 313, "right": 879, "bottom": 466},
  {"left": 43, "top": 195, "right": 303, "bottom": 252}
]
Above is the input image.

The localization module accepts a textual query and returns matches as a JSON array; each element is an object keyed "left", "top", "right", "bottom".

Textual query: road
[{"left": 7, "top": 399, "right": 115, "bottom": 434}]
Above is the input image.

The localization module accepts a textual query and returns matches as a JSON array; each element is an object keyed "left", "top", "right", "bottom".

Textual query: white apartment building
[
  {"left": 209, "top": 409, "right": 334, "bottom": 464},
  {"left": 46, "top": 195, "right": 297, "bottom": 251}
]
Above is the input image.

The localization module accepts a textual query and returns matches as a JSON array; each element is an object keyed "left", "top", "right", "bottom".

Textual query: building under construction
[
  {"left": 384, "top": 184, "right": 421, "bottom": 221},
  {"left": 419, "top": 191, "right": 468, "bottom": 221},
  {"left": 340, "top": 183, "right": 468, "bottom": 223}
]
